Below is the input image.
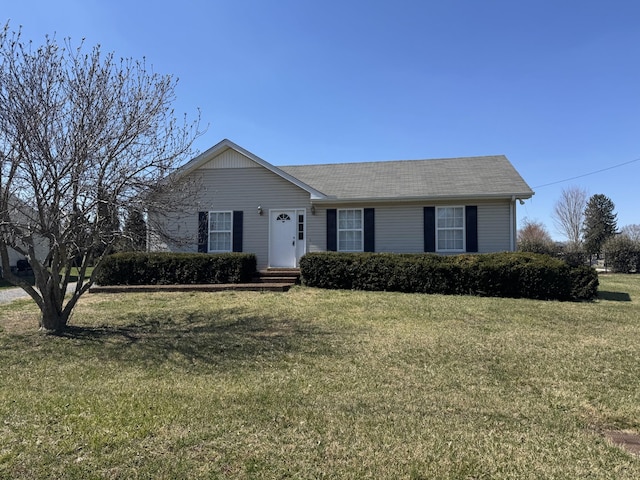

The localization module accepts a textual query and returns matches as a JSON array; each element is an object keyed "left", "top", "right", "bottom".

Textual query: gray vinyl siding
[
  {"left": 477, "top": 201, "right": 512, "bottom": 252},
  {"left": 199, "top": 148, "right": 259, "bottom": 169},
  {"left": 305, "top": 208, "right": 327, "bottom": 254},
  {"left": 310, "top": 202, "right": 441, "bottom": 254},
  {"left": 7, "top": 246, "right": 24, "bottom": 268},
  {"left": 308, "top": 201, "right": 514, "bottom": 255},
  {"left": 151, "top": 167, "right": 312, "bottom": 270},
  {"left": 374, "top": 205, "right": 425, "bottom": 253},
  {"left": 4, "top": 242, "right": 48, "bottom": 269}
]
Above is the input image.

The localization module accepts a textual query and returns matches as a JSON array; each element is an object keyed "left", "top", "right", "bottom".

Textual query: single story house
[{"left": 149, "top": 139, "right": 534, "bottom": 270}]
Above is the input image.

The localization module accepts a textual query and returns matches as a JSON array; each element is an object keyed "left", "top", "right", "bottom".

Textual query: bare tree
[
  {"left": 620, "top": 224, "right": 640, "bottom": 242},
  {"left": 0, "top": 24, "right": 200, "bottom": 333},
  {"left": 517, "top": 218, "right": 556, "bottom": 254},
  {"left": 552, "top": 186, "right": 587, "bottom": 244}
]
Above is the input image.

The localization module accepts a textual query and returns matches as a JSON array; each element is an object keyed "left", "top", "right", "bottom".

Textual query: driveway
[
  {"left": 1, "top": 284, "right": 87, "bottom": 304},
  {"left": 0, "top": 287, "right": 32, "bottom": 304}
]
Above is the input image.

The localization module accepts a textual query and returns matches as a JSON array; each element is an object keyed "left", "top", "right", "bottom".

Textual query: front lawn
[{"left": 1, "top": 275, "right": 639, "bottom": 478}]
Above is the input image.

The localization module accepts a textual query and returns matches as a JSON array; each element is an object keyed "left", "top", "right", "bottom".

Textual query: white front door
[{"left": 269, "top": 209, "right": 301, "bottom": 268}]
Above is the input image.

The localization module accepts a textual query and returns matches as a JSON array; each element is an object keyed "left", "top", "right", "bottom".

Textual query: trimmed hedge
[
  {"left": 94, "top": 252, "right": 257, "bottom": 285},
  {"left": 559, "top": 247, "right": 589, "bottom": 268},
  {"left": 300, "top": 252, "right": 599, "bottom": 301}
]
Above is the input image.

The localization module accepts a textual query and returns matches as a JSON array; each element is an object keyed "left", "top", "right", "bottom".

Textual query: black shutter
[
  {"left": 364, "top": 208, "right": 375, "bottom": 252},
  {"left": 423, "top": 207, "right": 436, "bottom": 252},
  {"left": 465, "top": 206, "right": 478, "bottom": 253},
  {"left": 326, "top": 209, "right": 337, "bottom": 251},
  {"left": 232, "top": 211, "right": 243, "bottom": 252},
  {"left": 198, "top": 211, "right": 208, "bottom": 253}
]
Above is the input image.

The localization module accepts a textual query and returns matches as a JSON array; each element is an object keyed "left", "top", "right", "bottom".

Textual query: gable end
[{"left": 200, "top": 148, "right": 260, "bottom": 169}]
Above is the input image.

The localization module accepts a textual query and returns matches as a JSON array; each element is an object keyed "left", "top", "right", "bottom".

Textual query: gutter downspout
[{"left": 510, "top": 196, "right": 515, "bottom": 251}]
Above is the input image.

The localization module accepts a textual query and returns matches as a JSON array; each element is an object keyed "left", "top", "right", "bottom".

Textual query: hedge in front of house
[
  {"left": 299, "top": 252, "right": 598, "bottom": 301},
  {"left": 94, "top": 252, "right": 257, "bottom": 285}
]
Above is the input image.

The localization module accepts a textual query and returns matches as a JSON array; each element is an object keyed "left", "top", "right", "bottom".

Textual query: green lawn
[{"left": 1, "top": 275, "right": 639, "bottom": 479}]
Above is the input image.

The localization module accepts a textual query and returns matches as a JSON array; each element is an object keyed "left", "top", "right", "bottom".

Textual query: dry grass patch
[{"left": 605, "top": 431, "right": 640, "bottom": 457}]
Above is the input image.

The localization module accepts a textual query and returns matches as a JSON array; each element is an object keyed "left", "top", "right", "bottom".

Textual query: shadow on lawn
[
  {"left": 60, "top": 308, "right": 337, "bottom": 368},
  {"left": 598, "top": 291, "right": 632, "bottom": 302}
]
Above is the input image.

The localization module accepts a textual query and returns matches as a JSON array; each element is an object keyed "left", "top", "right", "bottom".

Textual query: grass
[{"left": 1, "top": 275, "right": 639, "bottom": 479}]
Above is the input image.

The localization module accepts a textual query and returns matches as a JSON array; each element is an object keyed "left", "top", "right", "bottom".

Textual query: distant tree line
[{"left": 518, "top": 187, "right": 640, "bottom": 272}]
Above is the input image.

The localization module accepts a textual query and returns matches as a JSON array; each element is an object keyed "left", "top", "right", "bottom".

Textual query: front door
[{"left": 269, "top": 209, "right": 299, "bottom": 268}]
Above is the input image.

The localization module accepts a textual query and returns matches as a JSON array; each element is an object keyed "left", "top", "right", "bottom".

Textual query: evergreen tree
[
  {"left": 582, "top": 194, "right": 617, "bottom": 257},
  {"left": 121, "top": 208, "right": 147, "bottom": 252}
]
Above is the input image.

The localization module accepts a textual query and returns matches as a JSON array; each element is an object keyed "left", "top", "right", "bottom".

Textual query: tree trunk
[
  {"left": 39, "top": 300, "right": 70, "bottom": 334},
  {"left": 36, "top": 275, "right": 70, "bottom": 334}
]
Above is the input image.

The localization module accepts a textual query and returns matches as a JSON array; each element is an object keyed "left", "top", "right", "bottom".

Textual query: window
[
  {"left": 436, "top": 206, "right": 464, "bottom": 251},
  {"left": 298, "top": 214, "right": 304, "bottom": 240},
  {"left": 208, "top": 211, "right": 232, "bottom": 252},
  {"left": 338, "top": 209, "right": 363, "bottom": 251}
]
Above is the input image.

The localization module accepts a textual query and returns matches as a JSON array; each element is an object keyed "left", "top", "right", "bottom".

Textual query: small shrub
[
  {"left": 568, "top": 265, "right": 599, "bottom": 300},
  {"left": 94, "top": 252, "right": 257, "bottom": 285},
  {"left": 517, "top": 239, "right": 558, "bottom": 256},
  {"left": 16, "top": 259, "right": 31, "bottom": 271},
  {"left": 559, "top": 244, "right": 588, "bottom": 268},
  {"left": 604, "top": 235, "right": 640, "bottom": 273}
]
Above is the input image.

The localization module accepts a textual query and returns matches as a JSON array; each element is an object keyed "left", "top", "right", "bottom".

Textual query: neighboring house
[
  {"left": 149, "top": 139, "right": 534, "bottom": 271},
  {"left": 0, "top": 193, "right": 48, "bottom": 274},
  {"left": 6, "top": 246, "right": 26, "bottom": 269}
]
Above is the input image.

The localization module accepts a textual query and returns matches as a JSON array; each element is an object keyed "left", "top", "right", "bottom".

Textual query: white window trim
[
  {"left": 337, "top": 208, "right": 364, "bottom": 252},
  {"left": 208, "top": 211, "right": 233, "bottom": 253},
  {"left": 436, "top": 206, "right": 465, "bottom": 253}
]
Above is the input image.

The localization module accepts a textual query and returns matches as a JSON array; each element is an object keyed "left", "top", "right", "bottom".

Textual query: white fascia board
[{"left": 310, "top": 192, "right": 535, "bottom": 205}]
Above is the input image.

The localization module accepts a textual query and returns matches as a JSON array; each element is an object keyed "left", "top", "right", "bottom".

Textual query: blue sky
[{"left": 5, "top": 0, "right": 640, "bottom": 239}]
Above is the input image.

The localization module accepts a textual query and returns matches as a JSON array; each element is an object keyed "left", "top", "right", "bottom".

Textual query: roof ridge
[{"left": 279, "top": 155, "right": 507, "bottom": 168}]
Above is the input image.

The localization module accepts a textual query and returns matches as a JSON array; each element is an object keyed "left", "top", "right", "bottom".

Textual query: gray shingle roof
[{"left": 280, "top": 155, "right": 533, "bottom": 201}]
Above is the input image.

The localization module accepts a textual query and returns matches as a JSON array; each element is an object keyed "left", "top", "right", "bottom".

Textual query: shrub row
[
  {"left": 299, "top": 252, "right": 598, "bottom": 301},
  {"left": 94, "top": 252, "right": 257, "bottom": 285}
]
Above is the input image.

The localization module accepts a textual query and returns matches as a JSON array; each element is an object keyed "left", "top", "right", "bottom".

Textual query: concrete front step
[
  {"left": 253, "top": 269, "right": 300, "bottom": 284},
  {"left": 260, "top": 268, "right": 301, "bottom": 276},
  {"left": 252, "top": 276, "right": 299, "bottom": 284}
]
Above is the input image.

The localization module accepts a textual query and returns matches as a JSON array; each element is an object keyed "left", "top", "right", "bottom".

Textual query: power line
[{"left": 533, "top": 156, "right": 640, "bottom": 189}]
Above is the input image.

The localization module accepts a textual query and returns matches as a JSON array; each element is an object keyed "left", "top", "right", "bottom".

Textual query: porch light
[
  {"left": 258, "top": 205, "right": 263, "bottom": 215},
  {"left": 310, "top": 204, "right": 316, "bottom": 215}
]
